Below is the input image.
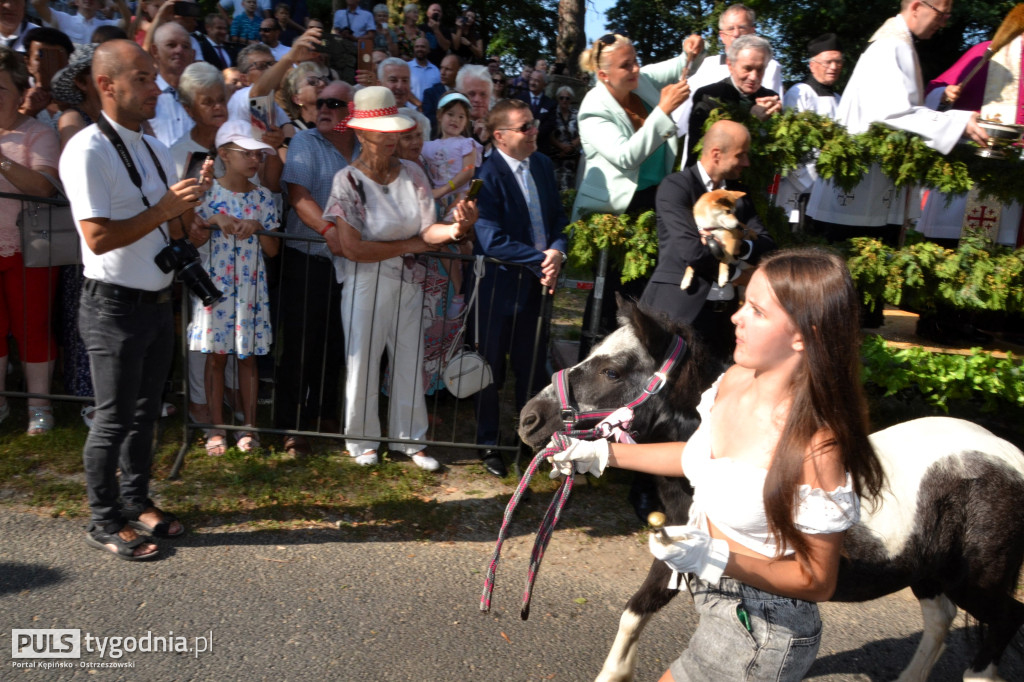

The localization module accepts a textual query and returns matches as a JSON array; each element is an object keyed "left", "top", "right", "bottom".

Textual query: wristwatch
[
  {"left": 0, "top": 157, "right": 11, "bottom": 173},
  {"left": 559, "top": 250, "right": 567, "bottom": 264}
]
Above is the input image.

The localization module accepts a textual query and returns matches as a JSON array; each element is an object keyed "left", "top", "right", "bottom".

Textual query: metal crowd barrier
[
  {"left": 170, "top": 233, "right": 554, "bottom": 477},
  {"left": 0, "top": 189, "right": 556, "bottom": 478}
]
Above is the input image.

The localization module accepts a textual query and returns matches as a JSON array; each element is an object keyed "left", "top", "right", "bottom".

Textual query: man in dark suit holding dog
[
  {"left": 473, "top": 98, "right": 568, "bottom": 477},
  {"left": 640, "top": 119, "right": 775, "bottom": 361}
]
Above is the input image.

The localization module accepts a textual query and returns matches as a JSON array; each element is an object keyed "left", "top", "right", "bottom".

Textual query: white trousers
[{"left": 341, "top": 264, "right": 427, "bottom": 456}]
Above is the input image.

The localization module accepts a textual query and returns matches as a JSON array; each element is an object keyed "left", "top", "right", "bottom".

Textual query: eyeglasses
[
  {"left": 919, "top": 0, "right": 952, "bottom": 20},
  {"left": 810, "top": 58, "right": 843, "bottom": 67},
  {"left": 316, "top": 98, "right": 346, "bottom": 109},
  {"left": 305, "top": 75, "right": 330, "bottom": 87},
  {"left": 259, "top": 27, "right": 277, "bottom": 32},
  {"left": 244, "top": 60, "right": 274, "bottom": 73},
  {"left": 224, "top": 147, "right": 264, "bottom": 159},
  {"left": 498, "top": 119, "right": 539, "bottom": 134}
]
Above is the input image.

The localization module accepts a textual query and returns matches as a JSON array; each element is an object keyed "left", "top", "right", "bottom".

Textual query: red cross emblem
[{"left": 965, "top": 205, "right": 999, "bottom": 231}]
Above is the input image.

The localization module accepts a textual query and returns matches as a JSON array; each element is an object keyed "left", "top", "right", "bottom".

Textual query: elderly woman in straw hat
[{"left": 322, "top": 86, "right": 476, "bottom": 472}]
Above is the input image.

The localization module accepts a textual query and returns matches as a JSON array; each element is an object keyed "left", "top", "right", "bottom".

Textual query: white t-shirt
[
  {"left": 60, "top": 114, "right": 179, "bottom": 291},
  {"left": 43, "top": 9, "right": 119, "bottom": 46}
]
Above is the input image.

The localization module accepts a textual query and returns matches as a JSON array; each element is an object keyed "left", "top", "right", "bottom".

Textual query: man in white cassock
[
  {"left": 671, "top": 3, "right": 783, "bottom": 165},
  {"left": 775, "top": 33, "right": 843, "bottom": 230},
  {"left": 806, "top": 0, "right": 989, "bottom": 250},
  {"left": 917, "top": 34, "right": 1024, "bottom": 248}
]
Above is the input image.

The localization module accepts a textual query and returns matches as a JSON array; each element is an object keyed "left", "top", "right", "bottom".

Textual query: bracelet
[
  {"left": 447, "top": 179, "right": 457, "bottom": 191},
  {"left": 316, "top": 222, "right": 334, "bottom": 236}
]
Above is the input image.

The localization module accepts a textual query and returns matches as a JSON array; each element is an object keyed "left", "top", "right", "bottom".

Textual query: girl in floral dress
[
  {"left": 422, "top": 92, "right": 482, "bottom": 215},
  {"left": 187, "top": 121, "right": 279, "bottom": 454}
]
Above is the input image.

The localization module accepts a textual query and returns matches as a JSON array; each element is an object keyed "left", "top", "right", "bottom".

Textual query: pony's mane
[{"left": 617, "top": 297, "right": 723, "bottom": 439}]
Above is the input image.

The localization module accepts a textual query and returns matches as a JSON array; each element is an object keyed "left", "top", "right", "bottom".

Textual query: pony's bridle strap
[{"left": 555, "top": 334, "right": 686, "bottom": 434}]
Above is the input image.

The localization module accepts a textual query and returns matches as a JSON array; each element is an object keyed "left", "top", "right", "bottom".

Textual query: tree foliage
[{"left": 605, "top": 0, "right": 721, "bottom": 65}]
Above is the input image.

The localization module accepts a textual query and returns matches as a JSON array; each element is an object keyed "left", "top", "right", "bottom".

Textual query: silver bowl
[{"left": 976, "top": 119, "right": 1024, "bottom": 158}]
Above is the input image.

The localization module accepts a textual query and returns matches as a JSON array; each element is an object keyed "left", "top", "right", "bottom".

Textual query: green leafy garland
[
  {"left": 847, "top": 230, "right": 1024, "bottom": 314},
  {"left": 566, "top": 109, "right": 1024, "bottom": 284},
  {"left": 861, "top": 334, "right": 1024, "bottom": 412}
]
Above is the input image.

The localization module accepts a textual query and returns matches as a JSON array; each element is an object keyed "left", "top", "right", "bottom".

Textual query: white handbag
[{"left": 442, "top": 256, "right": 494, "bottom": 399}]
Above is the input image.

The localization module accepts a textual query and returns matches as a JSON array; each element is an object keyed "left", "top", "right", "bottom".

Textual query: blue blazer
[{"left": 473, "top": 150, "right": 568, "bottom": 311}]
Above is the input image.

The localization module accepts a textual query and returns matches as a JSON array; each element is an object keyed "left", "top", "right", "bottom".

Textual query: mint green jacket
[{"left": 571, "top": 53, "right": 691, "bottom": 222}]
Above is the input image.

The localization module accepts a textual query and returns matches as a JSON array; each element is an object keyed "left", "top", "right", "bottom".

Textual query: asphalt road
[{"left": 2, "top": 509, "right": 1023, "bottom": 681}]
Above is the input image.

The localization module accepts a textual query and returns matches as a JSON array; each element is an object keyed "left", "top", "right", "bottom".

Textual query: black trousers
[
  {"left": 80, "top": 287, "right": 173, "bottom": 527},
  {"left": 273, "top": 248, "right": 344, "bottom": 431}
]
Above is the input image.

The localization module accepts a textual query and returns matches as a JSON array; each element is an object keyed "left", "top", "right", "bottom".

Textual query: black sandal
[
  {"left": 84, "top": 523, "right": 159, "bottom": 562},
  {"left": 124, "top": 499, "right": 186, "bottom": 538}
]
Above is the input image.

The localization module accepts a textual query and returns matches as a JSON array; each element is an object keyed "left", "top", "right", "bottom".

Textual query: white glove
[
  {"left": 648, "top": 525, "right": 730, "bottom": 585},
  {"left": 547, "top": 437, "right": 610, "bottom": 478}
]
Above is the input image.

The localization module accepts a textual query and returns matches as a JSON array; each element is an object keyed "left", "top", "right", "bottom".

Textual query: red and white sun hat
[{"left": 346, "top": 86, "right": 416, "bottom": 133}]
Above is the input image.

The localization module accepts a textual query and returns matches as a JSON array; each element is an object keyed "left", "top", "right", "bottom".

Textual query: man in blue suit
[{"left": 473, "top": 99, "right": 568, "bottom": 477}]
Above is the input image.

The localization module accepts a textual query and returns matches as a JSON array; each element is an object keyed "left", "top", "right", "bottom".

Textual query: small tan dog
[{"left": 680, "top": 189, "right": 755, "bottom": 290}]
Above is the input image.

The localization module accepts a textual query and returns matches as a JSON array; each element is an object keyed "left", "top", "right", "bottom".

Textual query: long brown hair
[{"left": 759, "top": 248, "right": 884, "bottom": 561}]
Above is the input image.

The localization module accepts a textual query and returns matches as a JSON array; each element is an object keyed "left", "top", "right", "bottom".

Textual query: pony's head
[{"left": 518, "top": 297, "right": 720, "bottom": 450}]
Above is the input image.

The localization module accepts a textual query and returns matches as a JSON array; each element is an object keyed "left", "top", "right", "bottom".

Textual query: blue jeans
[
  {"left": 79, "top": 287, "right": 174, "bottom": 529},
  {"left": 670, "top": 575, "right": 822, "bottom": 682}
]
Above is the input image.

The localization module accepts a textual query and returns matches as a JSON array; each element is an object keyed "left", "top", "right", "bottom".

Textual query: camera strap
[{"left": 96, "top": 114, "right": 172, "bottom": 242}]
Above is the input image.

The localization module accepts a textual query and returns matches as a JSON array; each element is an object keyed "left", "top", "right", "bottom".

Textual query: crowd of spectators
[{"left": 6, "top": 0, "right": 1001, "bottom": 480}]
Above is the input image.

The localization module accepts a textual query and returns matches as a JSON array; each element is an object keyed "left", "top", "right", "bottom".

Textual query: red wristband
[{"left": 316, "top": 222, "right": 334, "bottom": 236}]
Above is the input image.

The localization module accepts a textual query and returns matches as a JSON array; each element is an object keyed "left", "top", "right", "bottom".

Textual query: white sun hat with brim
[
  {"left": 215, "top": 119, "right": 275, "bottom": 152},
  {"left": 346, "top": 86, "right": 416, "bottom": 134}
]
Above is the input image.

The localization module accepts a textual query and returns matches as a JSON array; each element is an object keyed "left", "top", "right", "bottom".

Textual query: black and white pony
[{"left": 518, "top": 300, "right": 1024, "bottom": 681}]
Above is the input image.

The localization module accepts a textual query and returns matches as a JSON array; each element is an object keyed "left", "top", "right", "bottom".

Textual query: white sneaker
[
  {"left": 411, "top": 453, "right": 440, "bottom": 471},
  {"left": 353, "top": 451, "right": 379, "bottom": 466}
]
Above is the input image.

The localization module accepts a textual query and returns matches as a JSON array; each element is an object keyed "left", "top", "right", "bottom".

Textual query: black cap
[{"left": 807, "top": 33, "right": 841, "bottom": 58}]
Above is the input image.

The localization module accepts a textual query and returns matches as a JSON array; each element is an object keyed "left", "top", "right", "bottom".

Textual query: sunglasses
[
  {"left": 492, "top": 78, "right": 505, "bottom": 84},
  {"left": 316, "top": 98, "right": 346, "bottom": 109},
  {"left": 594, "top": 33, "right": 618, "bottom": 65},
  {"left": 498, "top": 119, "right": 539, "bottom": 134},
  {"left": 558, "top": 96, "right": 572, "bottom": 101},
  {"left": 259, "top": 27, "right": 277, "bottom": 32},
  {"left": 244, "top": 60, "right": 274, "bottom": 73},
  {"left": 305, "top": 75, "right": 329, "bottom": 87}
]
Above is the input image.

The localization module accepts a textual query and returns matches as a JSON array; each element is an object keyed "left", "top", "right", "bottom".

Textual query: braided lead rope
[
  {"left": 480, "top": 430, "right": 588, "bottom": 614},
  {"left": 520, "top": 466, "right": 575, "bottom": 620}
]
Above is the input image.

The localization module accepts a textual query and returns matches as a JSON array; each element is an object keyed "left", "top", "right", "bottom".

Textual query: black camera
[{"left": 154, "top": 238, "right": 222, "bottom": 306}]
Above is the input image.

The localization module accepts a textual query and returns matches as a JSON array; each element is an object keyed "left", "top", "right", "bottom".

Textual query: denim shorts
[{"left": 669, "top": 575, "right": 822, "bottom": 682}]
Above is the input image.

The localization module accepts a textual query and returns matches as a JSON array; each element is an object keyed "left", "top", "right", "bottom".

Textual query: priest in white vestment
[
  {"left": 775, "top": 33, "right": 843, "bottom": 228},
  {"left": 805, "top": 0, "right": 988, "bottom": 246},
  {"left": 917, "top": 35, "right": 1024, "bottom": 247}
]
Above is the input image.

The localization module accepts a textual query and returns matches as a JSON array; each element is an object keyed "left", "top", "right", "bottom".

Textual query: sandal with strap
[
  {"left": 236, "top": 432, "right": 261, "bottom": 453},
  {"left": 125, "top": 500, "right": 185, "bottom": 538},
  {"left": 205, "top": 432, "right": 227, "bottom": 456},
  {"left": 27, "top": 406, "right": 54, "bottom": 436},
  {"left": 84, "top": 523, "right": 160, "bottom": 561}
]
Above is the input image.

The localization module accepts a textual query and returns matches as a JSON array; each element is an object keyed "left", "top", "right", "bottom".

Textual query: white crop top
[{"left": 680, "top": 374, "right": 860, "bottom": 558}]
